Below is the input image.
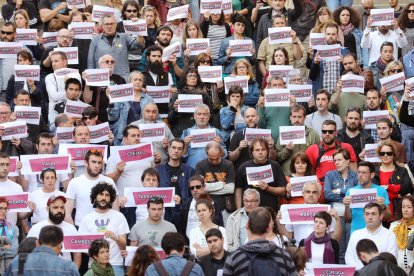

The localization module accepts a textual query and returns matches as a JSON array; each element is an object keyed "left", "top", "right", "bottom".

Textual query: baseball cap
[{"left": 47, "top": 195, "right": 66, "bottom": 206}]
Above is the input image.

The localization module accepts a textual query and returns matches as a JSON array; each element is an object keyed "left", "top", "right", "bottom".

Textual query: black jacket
[
  {"left": 355, "top": 256, "right": 406, "bottom": 276},
  {"left": 337, "top": 127, "right": 374, "bottom": 161},
  {"left": 198, "top": 251, "right": 229, "bottom": 276}
]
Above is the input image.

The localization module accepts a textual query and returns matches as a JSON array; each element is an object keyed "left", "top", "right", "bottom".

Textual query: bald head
[
  {"left": 244, "top": 108, "right": 259, "bottom": 128},
  {"left": 362, "top": 0, "right": 374, "bottom": 8},
  {"left": 57, "top": 29, "right": 72, "bottom": 47}
]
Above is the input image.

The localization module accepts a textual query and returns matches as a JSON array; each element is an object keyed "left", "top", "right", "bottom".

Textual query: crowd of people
[{"left": 0, "top": 0, "right": 414, "bottom": 275}]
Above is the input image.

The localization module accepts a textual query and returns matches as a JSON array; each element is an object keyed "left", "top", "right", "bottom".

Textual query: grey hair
[
  {"left": 286, "top": 69, "right": 303, "bottom": 84},
  {"left": 98, "top": 54, "right": 114, "bottom": 65},
  {"left": 141, "top": 102, "right": 158, "bottom": 118},
  {"left": 205, "top": 141, "right": 223, "bottom": 155},
  {"left": 243, "top": 188, "right": 260, "bottom": 202},
  {"left": 54, "top": 113, "right": 69, "bottom": 127},
  {"left": 302, "top": 181, "right": 322, "bottom": 195},
  {"left": 101, "top": 14, "right": 116, "bottom": 24},
  {"left": 194, "top": 103, "right": 210, "bottom": 114},
  {"left": 128, "top": 70, "right": 144, "bottom": 82}
]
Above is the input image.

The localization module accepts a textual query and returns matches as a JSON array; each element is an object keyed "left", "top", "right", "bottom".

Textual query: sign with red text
[
  {"left": 125, "top": 246, "right": 166, "bottom": 266},
  {"left": 306, "top": 264, "right": 356, "bottom": 276},
  {"left": 310, "top": 32, "right": 327, "bottom": 49},
  {"left": 186, "top": 38, "right": 210, "bottom": 56},
  {"left": 54, "top": 47, "right": 79, "bottom": 65},
  {"left": 88, "top": 122, "right": 110, "bottom": 144},
  {"left": 246, "top": 164, "right": 274, "bottom": 186},
  {"left": 279, "top": 126, "right": 306, "bottom": 145},
  {"left": 364, "top": 144, "right": 380, "bottom": 163},
  {"left": 370, "top": 8, "right": 394, "bottom": 26},
  {"left": 14, "top": 65, "right": 40, "bottom": 81},
  {"left": 178, "top": 94, "right": 203, "bottom": 113},
  {"left": 0, "top": 121, "right": 27, "bottom": 140},
  {"left": 0, "top": 42, "right": 23, "bottom": 58},
  {"left": 108, "top": 83, "right": 134, "bottom": 103},
  {"left": 341, "top": 74, "right": 365, "bottom": 94},
  {"left": 317, "top": 44, "right": 341, "bottom": 61},
  {"left": 42, "top": 32, "right": 58, "bottom": 48},
  {"left": 56, "top": 126, "right": 74, "bottom": 143},
  {"left": 363, "top": 110, "right": 389, "bottom": 129},
  {"left": 123, "top": 19, "right": 147, "bottom": 37},
  {"left": 9, "top": 156, "right": 18, "bottom": 177},
  {"left": 14, "top": 106, "right": 41, "bottom": 125},
  {"left": 4, "top": 193, "right": 30, "bottom": 212},
  {"left": 64, "top": 100, "right": 90, "bottom": 118},
  {"left": 290, "top": 175, "right": 318, "bottom": 197},
  {"left": 69, "top": 22, "right": 95, "bottom": 39},
  {"left": 268, "top": 27, "right": 292, "bottom": 44},
  {"left": 405, "top": 77, "right": 414, "bottom": 97},
  {"left": 20, "top": 154, "right": 71, "bottom": 175},
  {"left": 92, "top": 5, "right": 116, "bottom": 22},
  {"left": 162, "top": 41, "right": 181, "bottom": 62},
  {"left": 62, "top": 234, "right": 105, "bottom": 253},
  {"left": 110, "top": 143, "right": 154, "bottom": 165},
  {"left": 288, "top": 84, "right": 312, "bottom": 103},
  {"left": 67, "top": 0, "right": 85, "bottom": 9},
  {"left": 280, "top": 204, "right": 330, "bottom": 224},
  {"left": 200, "top": 0, "right": 222, "bottom": 14},
  {"left": 264, "top": 89, "right": 290, "bottom": 107},
  {"left": 244, "top": 128, "right": 271, "bottom": 142},
  {"left": 59, "top": 144, "right": 108, "bottom": 166},
  {"left": 139, "top": 123, "right": 165, "bottom": 143},
  {"left": 146, "top": 86, "right": 170, "bottom": 103},
  {"left": 380, "top": 72, "right": 405, "bottom": 93},
  {"left": 268, "top": 65, "right": 293, "bottom": 79},
  {"left": 198, "top": 66, "right": 222, "bottom": 83},
  {"left": 124, "top": 187, "right": 175, "bottom": 207},
  {"left": 167, "top": 4, "right": 189, "bottom": 21},
  {"left": 350, "top": 188, "right": 377, "bottom": 208},
  {"left": 222, "top": 0, "right": 233, "bottom": 14},
  {"left": 16, "top": 28, "right": 37, "bottom": 45},
  {"left": 54, "top": 68, "right": 80, "bottom": 79},
  {"left": 189, "top": 128, "right": 216, "bottom": 148},
  {"left": 84, "top": 69, "right": 110, "bottom": 86},
  {"left": 229, "top": 40, "right": 253, "bottom": 57},
  {"left": 224, "top": 76, "right": 248, "bottom": 94}
]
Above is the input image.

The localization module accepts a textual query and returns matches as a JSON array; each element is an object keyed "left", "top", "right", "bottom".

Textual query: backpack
[
  {"left": 315, "top": 141, "right": 342, "bottom": 168},
  {"left": 240, "top": 247, "right": 286, "bottom": 276},
  {"left": 153, "top": 260, "right": 195, "bottom": 276}
]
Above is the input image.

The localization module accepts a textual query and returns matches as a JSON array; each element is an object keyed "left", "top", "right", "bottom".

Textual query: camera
[{"left": 54, "top": 101, "right": 65, "bottom": 114}]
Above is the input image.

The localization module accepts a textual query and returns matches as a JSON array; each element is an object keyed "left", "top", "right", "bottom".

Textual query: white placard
[
  {"left": 87, "top": 122, "right": 110, "bottom": 144},
  {"left": 14, "top": 65, "right": 40, "bottom": 81},
  {"left": 84, "top": 69, "right": 110, "bottom": 86},
  {"left": 244, "top": 128, "right": 271, "bottom": 142},
  {"left": 167, "top": 4, "right": 189, "bottom": 21},
  {"left": 310, "top": 32, "right": 327, "bottom": 49},
  {"left": 162, "top": 41, "right": 181, "bottom": 62},
  {"left": 108, "top": 83, "right": 134, "bottom": 103},
  {"left": 0, "top": 121, "right": 27, "bottom": 140},
  {"left": 224, "top": 76, "right": 248, "bottom": 94},
  {"left": 58, "top": 144, "right": 108, "bottom": 166},
  {"left": 54, "top": 47, "right": 79, "bottom": 65},
  {"left": 370, "top": 8, "right": 394, "bottom": 26},
  {"left": 68, "top": 22, "right": 95, "bottom": 39},
  {"left": 42, "top": 32, "right": 58, "bottom": 48},
  {"left": 268, "top": 27, "right": 292, "bottom": 44},
  {"left": 268, "top": 65, "right": 294, "bottom": 79},
  {"left": 177, "top": 94, "right": 203, "bottom": 113},
  {"left": 16, "top": 29, "right": 37, "bottom": 45},
  {"left": 341, "top": 74, "right": 365, "bottom": 94},
  {"left": 364, "top": 143, "right": 380, "bottom": 163},
  {"left": 288, "top": 84, "right": 312, "bottom": 102},
  {"left": 349, "top": 188, "right": 377, "bottom": 208},
  {"left": 56, "top": 126, "right": 74, "bottom": 143},
  {"left": 305, "top": 263, "right": 356, "bottom": 276},
  {"left": 279, "top": 126, "right": 306, "bottom": 145},
  {"left": 54, "top": 68, "right": 79, "bottom": 79},
  {"left": 222, "top": 0, "right": 233, "bottom": 14},
  {"left": 200, "top": 0, "right": 222, "bottom": 14},
  {"left": 405, "top": 77, "right": 414, "bottom": 97},
  {"left": 198, "top": 66, "right": 222, "bottom": 83},
  {"left": 20, "top": 154, "right": 71, "bottom": 175},
  {"left": 186, "top": 38, "right": 210, "bottom": 56},
  {"left": 139, "top": 123, "right": 166, "bottom": 142},
  {"left": 246, "top": 164, "right": 274, "bottom": 186},
  {"left": 123, "top": 19, "right": 147, "bottom": 37},
  {"left": 124, "top": 187, "right": 175, "bottom": 207},
  {"left": 64, "top": 100, "right": 90, "bottom": 118},
  {"left": 380, "top": 72, "right": 405, "bottom": 93},
  {"left": 110, "top": 143, "right": 153, "bottom": 165},
  {"left": 264, "top": 89, "right": 290, "bottom": 107},
  {"left": 67, "top": 0, "right": 85, "bottom": 9},
  {"left": 14, "top": 106, "right": 41, "bottom": 125},
  {"left": 92, "top": 5, "right": 116, "bottom": 22},
  {"left": 229, "top": 40, "right": 253, "bottom": 57},
  {"left": 317, "top": 44, "right": 341, "bottom": 61},
  {"left": 146, "top": 86, "right": 170, "bottom": 104},
  {"left": 363, "top": 110, "right": 389, "bottom": 129},
  {"left": 280, "top": 204, "right": 330, "bottom": 224},
  {"left": 290, "top": 175, "right": 318, "bottom": 197},
  {"left": 0, "top": 42, "right": 23, "bottom": 59},
  {"left": 9, "top": 156, "right": 19, "bottom": 177},
  {"left": 189, "top": 128, "right": 216, "bottom": 148}
]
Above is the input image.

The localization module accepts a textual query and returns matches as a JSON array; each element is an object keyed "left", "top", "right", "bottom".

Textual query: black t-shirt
[
  {"left": 236, "top": 159, "right": 287, "bottom": 212},
  {"left": 166, "top": 163, "right": 181, "bottom": 197},
  {"left": 38, "top": 0, "right": 69, "bottom": 31},
  {"left": 343, "top": 131, "right": 362, "bottom": 161},
  {"left": 228, "top": 129, "right": 251, "bottom": 172}
]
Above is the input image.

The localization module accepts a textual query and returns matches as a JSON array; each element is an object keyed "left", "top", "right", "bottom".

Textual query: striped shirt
[{"left": 207, "top": 25, "right": 227, "bottom": 59}]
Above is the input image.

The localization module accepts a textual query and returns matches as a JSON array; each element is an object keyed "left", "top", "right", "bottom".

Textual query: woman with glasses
[
  {"left": 200, "top": 11, "right": 231, "bottom": 61},
  {"left": 374, "top": 141, "right": 412, "bottom": 227},
  {"left": 398, "top": 4, "right": 414, "bottom": 57},
  {"left": 84, "top": 239, "right": 115, "bottom": 276},
  {"left": 231, "top": 59, "right": 259, "bottom": 107},
  {"left": 381, "top": 61, "right": 405, "bottom": 122},
  {"left": 0, "top": 197, "right": 18, "bottom": 274},
  {"left": 182, "top": 20, "right": 205, "bottom": 68},
  {"left": 262, "top": 47, "right": 289, "bottom": 88},
  {"left": 189, "top": 195, "right": 228, "bottom": 258},
  {"left": 390, "top": 195, "right": 414, "bottom": 273}
]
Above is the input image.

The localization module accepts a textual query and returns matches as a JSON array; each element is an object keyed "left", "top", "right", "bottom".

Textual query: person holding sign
[
  {"left": 182, "top": 20, "right": 206, "bottom": 67},
  {"left": 0, "top": 197, "right": 18, "bottom": 274},
  {"left": 230, "top": 59, "right": 260, "bottom": 107},
  {"left": 200, "top": 12, "right": 232, "bottom": 61},
  {"left": 84, "top": 239, "right": 115, "bottom": 276}
]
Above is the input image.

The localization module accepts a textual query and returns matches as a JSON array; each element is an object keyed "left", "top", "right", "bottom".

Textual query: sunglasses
[
  {"left": 388, "top": 69, "right": 402, "bottom": 73},
  {"left": 187, "top": 74, "right": 198, "bottom": 79},
  {"left": 190, "top": 185, "right": 202, "bottom": 190},
  {"left": 409, "top": 10, "right": 414, "bottom": 13},
  {"left": 321, "top": 130, "right": 335, "bottom": 134},
  {"left": 126, "top": 9, "right": 137, "bottom": 13},
  {"left": 1, "top": 31, "right": 13, "bottom": 35},
  {"left": 379, "top": 151, "right": 393, "bottom": 156}
]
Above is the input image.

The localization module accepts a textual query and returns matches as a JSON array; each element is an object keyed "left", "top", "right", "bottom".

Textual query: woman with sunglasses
[
  {"left": 182, "top": 20, "right": 206, "bottom": 68},
  {"left": 0, "top": 197, "right": 18, "bottom": 274},
  {"left": 231, "top": 59, "right": 259, "bottom": 107},
  {"left": 374, "top": 141, "right": 412, "bottom": 227},
  {"left": 380, "top": 61, "right": 405, "bottom": 122},
  {"left": 398, "top": 4, "right": 414, "bottom": 57}
]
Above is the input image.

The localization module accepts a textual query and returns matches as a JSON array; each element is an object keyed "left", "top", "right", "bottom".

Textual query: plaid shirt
[
  {"left": 369, "top": 129, "right": 379, "bottom": 142},
  {"left": 323, "top": 60, "right": 341, "bottom": 94}
]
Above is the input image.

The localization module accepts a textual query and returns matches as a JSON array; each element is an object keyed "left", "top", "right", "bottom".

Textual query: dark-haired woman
[
  {"left": 0, "top": 197, "right": 18, "bottom": 274},
  {"left": 200, "top": 11, "right": 231, "bottom": 61},
  {"left": 398, "top": 4, "right": 414, "bottom": 57},
  {"left": 84, "top": 239, "right": 114, "bottom": 276},
  {"left": 127, "top": 245, "right": 159, "bottom": 276}
]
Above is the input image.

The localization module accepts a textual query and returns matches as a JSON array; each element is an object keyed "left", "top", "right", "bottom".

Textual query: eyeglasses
[
  {"left": 126, "top": 9, "right": 137, "bottom": 13},
  {"left": 187, "top": 73, "right": 198, "bottom": 79},
  {"left": 1, "top": 31, "right": 13, "bottom": 35},
  {"left": 409, "top": 10, "right": 414, "bottom": 13},
  {"left": 0, "top": 112, "right": 10, "bottom": 116},
  {"left": 0, "top": 207, "right": 8, "bottom": 211},
  {"left": 200, "top": 59, "right": 211, "bottom": 64},
  {"left": 388, "top": 68, "right": 402, "bottom": 73},
  {"left": 58, "top": 35, "right": 71, "bottom": 39},
  {"left": 379, "top": 151, "right": 394, "bottom": 156},
  {"left": 321, "top": 130, "right": 335, "bottom": 134},
  {"left": 243, "top": 199, "right": 258, "bottom": 204},
  {"left": 101, "top": 60, "right": 115, "bottom": 64},
  {"left": 190, "top": 185, "right": 202, "bottom": 190}
]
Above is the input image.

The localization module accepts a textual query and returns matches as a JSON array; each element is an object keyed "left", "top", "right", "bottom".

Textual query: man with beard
[
  {"left": 199, "top": 228, "right": 229, "bottom": 276},
  {"left": 27, "top": 195, "right": 80, "bottom": 265},
  {"left": 276, "top": 105, "right": 320, "bottom": 175},
  {"left": 83, "top": 54, "right": 126, "bottom": 123},
  {"left": 337, "top": 108, "right": 374, "bottom": 162},
  {"left": 65, "top": 149, "right": 118, "bottom": 226},
  {"left": 361, "top": 17, "right": 407, "bottom": 65},
  {"left": 79, "top": 182, "right": 129, "bottom": 276},
  {"left": 342, "top": 53, "right": 374, "bottom": 93}
]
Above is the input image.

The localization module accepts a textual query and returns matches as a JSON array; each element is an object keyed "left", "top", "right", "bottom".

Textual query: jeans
[
  {"left": 401, "top": 123, "right": 414, "bottom": 162},
  {"left": 339, "top": 216, "right": 351, "bottom": 264},
  {"left": 113, "top": 265, "right": 125, "bottom": 276},
  {"left": 327, "top": 0, "right": 353, "bottom": 10},
  {"left": 190, "top": 0, "right": 200, "bottom": 23}
]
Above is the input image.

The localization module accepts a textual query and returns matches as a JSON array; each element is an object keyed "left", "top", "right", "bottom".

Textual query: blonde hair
[
  {"left": 141, "top": 5, "right": 161, "bottom": 28},
  {"left": 182, "top": 20, "right": 203, "bottom": 49},
  {"left": 232, "top": 59, "right": 254, "bottom": 79},
  {"left": 384, "top": 60, "right": 403, "bottom": 76},
  {"left": 14, "top": 9, "right": 30, "bottom": 29}
]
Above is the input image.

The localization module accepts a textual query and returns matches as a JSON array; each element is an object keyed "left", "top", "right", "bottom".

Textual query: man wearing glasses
[{"left": 0, "top": 23, "right": 18, "bottom": 102}]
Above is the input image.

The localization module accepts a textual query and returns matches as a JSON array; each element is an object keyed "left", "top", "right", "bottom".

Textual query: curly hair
[
  {"left": 88, "top": 239, "right": 109, "bottom": 259},
  {"left": 90, "top": 182, "right": 117, "bottom": 205},
  {"left": 333, "top": 7, "right": 361, "bottom": 28},
  {"left": 127, "top": 245, "right": 160, "bottom": 276},
  {"left": 398, "top": 3, "right": 414, "bottom": 31}
]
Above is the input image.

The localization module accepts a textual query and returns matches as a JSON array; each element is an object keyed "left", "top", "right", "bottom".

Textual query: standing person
[
  {"left": 84, "top": 239, "right": 115, "bottom": 276},
  {"left": 79, "top": 183, "right": 129, "bottom": 276},
  {"left": 38, "top": 0, "right": 70, "bottom": 31},
  {"left": 200, "top": 12, "right": 231, "bottom": 61},
  {"left": 398, "top": 4, "right": 414, "bottom": 57},
  {"left": 0, "top": 197, "right": 18, "bottom": 274},
  {"left": 198, "top": 228, "right": 229, "bottom": 276}
]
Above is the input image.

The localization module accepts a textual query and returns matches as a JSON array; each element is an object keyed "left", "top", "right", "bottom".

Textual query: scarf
[
  {"left": 407, "top": 21, "right": 414, "bottom": 29},
  {"left": 393, "top": 218, "right": 414, "bottom": 250},
  {"left": 90, "top": 260, "right": 115, "bottom": 276},
  {"left": 376, "top": 57, "right": 390, "bottom": 74},
  {"left": 0, "top": 219, "right": 14, "bottom": 242},
  {"left": 340, "top": 23, "right": 355, "bottom": 36},
  {"left": 304, "top": 232, "right": 336, "bottom": 264}
]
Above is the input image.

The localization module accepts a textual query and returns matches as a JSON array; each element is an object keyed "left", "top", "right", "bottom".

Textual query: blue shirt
[
  {"left": 145, "top": 254, "right": 204, "bottom": 276},
  {"left": 346, "top": 184, "right": 390, "bottom": 234}
]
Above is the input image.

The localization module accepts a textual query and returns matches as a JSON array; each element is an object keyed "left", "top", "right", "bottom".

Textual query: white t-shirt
[
  {"left": 186, "top": 199, "right": 199, "bottom": 238},
  {"left": 285, "top": 217, "right": 336, "bottom": 246},
  {"left": 0, "top": 179, "right": 23, "bottom": 226},
  {"left": 65, "top": 174, "right": 117, "bottom": 225},
  {"left": 189, "top": 226, "right": 228, "bottom": 258},
  {"left": 78, "top": 209, "right": 130, "bottom": 266},
  {"left": 27, "top": 220, "right": 78, "bottom": 260},
  {"left": 28, "top": 189, "right": 66, "bottom": 223},
  {"left": 310, "top": 242, "right": 325, "bottom": 264},
  {"left": 106, "top": 156, "right": 145, "bottom": 196},
  {"left": 25, "top": 173, "right": 69, "bottom": 193}
]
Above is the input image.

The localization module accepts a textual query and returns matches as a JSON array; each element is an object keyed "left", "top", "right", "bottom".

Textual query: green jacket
[{"left": 258, "top": 106, "right": 291, "bottom": 142}]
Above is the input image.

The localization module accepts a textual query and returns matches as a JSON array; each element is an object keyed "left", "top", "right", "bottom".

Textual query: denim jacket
[
  {"left": 403, "top": 49, "right": 414, "bottom": 79},
  {"left": 219, "top": 105, "right": 248, "bottom": 144},
  {"left": 324, "top": 169, "right": 358, "bottom": 204},
  {"left": 351, "top": 28, "right": 363, "bottom": 65},
  {"left": 107, "top": 93, "right": 154, "bottom": 145},
  {"left": 0, "top": 225, "right": 18, "bottom": 260}
]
